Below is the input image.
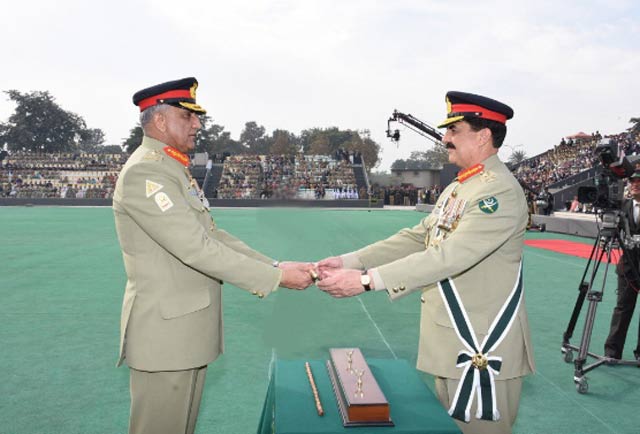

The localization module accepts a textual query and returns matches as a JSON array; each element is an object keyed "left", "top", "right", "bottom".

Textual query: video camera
[
  {"left": 576, "top": 139, "right": 640, "bottom": 250},
  {"left": 577, "top": 139, "right": 635, "bottom": 211}
]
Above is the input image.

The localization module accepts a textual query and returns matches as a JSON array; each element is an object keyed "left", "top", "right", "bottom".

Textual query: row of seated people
[
  {"left": 1, "top": 168, "right": 119, "bottom": 198},
  {"left": 513, "top": 131, "right": 640, "bottom": 193},
  {"left": 1, "top": 169, "right": 119, "bottom": 186},
  {"left": 215, "top": 154, "right": 360, "bottom": 199},
  {"left": 3, "top": 151, "right": 126, "bottom": 170},
  {"left": 1, "top": 151, "right": 124, "bottom": 199},
  {"left": 2, "top": 182, "right": 115, "bottom": 199},
  {"left": 216, "top": 155, "right": 264, "bottom": 199}
]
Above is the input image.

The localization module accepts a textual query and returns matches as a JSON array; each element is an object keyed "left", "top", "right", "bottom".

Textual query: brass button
[
  {"left": 399, "top": 285, "right": 406, "bottom": 291},
  {"left": 420, "top": 296, "right": 425, "bottom": 303},
  {"left": 251, "top": 290, "right": 258, "bottom": 296},
  {"left": 392, "top": 287, "right": 399, "bottom": 293},
  {"left": 257, "top": 292, "right": 264, "bottom": 299}
]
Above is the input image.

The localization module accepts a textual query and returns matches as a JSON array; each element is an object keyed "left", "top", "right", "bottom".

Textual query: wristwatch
[{"left": 361, "top": 270, "right": 372, "bottom": 291}]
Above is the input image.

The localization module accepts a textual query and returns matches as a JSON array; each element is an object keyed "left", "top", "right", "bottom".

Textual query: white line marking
[
  {"left": 357, "top": 298, "right": 398, "bottom": 359},
  {"left": 268, "top": 348, "right": 277, "bottom": 381}
]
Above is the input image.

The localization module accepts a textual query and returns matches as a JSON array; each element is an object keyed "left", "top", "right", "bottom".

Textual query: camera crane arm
[
  {"left": 386, "top": 110, "right": 443, "bottom": 146},
  {"left": 386, "top": 109, "right": 540, "bottom": 197}
]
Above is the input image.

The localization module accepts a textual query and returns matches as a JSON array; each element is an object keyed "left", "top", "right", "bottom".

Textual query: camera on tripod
[
  {"left": 577, "top": 139, "right": 634, "bottom": 211},
  {"left": 562, "top": 139, "right": 640, "bottom": 392},
  {"left": 576, "top": 139, "right": 639, "bottom": 240}
]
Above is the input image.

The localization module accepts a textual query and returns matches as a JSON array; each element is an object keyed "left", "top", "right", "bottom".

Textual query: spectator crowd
[
  {"left": 215, "top": 154, "right": 361, "bottom": 200},
  {"left": 2, "top": 127, "right": 638, "bottom": 208},
  {"left": 0, "top": 151, "right": 125, "bottom": 199}
]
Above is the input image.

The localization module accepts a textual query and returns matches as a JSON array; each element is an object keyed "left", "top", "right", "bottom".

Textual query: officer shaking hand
[{"left": 112, "top": 77, "right": 313, "bottom": 434}]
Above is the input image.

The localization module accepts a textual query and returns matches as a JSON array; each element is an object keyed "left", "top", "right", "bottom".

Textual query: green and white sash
[{"left": 438, "top": 261, "right": 523, "bottom": 422}]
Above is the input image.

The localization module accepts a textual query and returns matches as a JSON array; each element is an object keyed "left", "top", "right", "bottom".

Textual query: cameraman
[
  {"left": 538, "top": 187, "right": 554, "bottom": 215},
  {"left": 604, "top": 170, "right": 640, "bottom": 362}
]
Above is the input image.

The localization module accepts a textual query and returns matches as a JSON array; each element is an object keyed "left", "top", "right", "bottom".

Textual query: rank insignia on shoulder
[
  {"left": 145, "top": 180, "right": 164, "bottom": 198},
  {"left": 154, "top": 192, "right": 174, "bottom": 212},
  {"left": 479, "top": 196, "right": 499, "bottom": 214},
  {"left": 480, "top": 170, "right": 496, "bottom": 183},
  {"left": 142, "top": 150, "right": 163, "bottom": 162}
]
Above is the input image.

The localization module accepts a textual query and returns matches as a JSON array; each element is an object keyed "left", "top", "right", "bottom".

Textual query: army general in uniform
[
  {"left": 112, "top": 77, "right": 313, "bottom": 434},
  {"left": 317, "top": 91, "right": 535, "bottom": 434}
]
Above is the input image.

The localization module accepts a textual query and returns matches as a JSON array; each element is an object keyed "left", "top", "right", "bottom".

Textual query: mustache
[{"left": 445, "top": 142, "right": 456, "bottom": 149}]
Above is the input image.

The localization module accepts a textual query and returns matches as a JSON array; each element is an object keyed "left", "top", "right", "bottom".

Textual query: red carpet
[{"left": 525, "top": 239, "right": 621, "bottom": 264}]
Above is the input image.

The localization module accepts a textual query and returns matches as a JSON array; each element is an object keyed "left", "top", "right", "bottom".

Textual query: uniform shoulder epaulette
[
  {"left": 480, "top": 170, "right": 496, "bottom": 183},
  {"left": 457, "top": 163, "right": 484, "bottom": 183},
  {"left": 142, "top": 149, "right": 164, "bottom": 162},
  {"left": 163, "top": 146, "right": 190, "bottom": 167}
]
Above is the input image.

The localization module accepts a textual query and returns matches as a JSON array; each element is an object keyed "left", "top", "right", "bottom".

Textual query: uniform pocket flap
[{"left": 160, "top": 287, "right": 211, "bottom": 319}]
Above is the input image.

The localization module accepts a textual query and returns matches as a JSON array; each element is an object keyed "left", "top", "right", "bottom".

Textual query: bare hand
[
  {"left": 279, "top": 262, "right": 315, "bottom": 290},
  {"left": 316, "top": 256, "right": 343, "bottom": 279},
  {"left": 316, "top": 269, "right": 364, "bottom": 298}
]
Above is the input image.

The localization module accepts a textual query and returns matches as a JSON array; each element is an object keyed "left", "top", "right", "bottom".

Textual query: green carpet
[{"left": 0, "top": 207, "right": 638, "bottom": 434}]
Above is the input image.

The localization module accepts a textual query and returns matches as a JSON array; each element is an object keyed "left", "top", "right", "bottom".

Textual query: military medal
[
  {"left": 433, "top": 190, "right": 467, "bottom": 242},
  {"left": 185, "top": 167, "right": 210, "bottom": 210}
]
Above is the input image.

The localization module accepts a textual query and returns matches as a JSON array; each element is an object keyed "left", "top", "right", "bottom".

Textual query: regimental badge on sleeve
[
  {"left": 478, "top": 196, "right": 499, "bottom": 214},
  {"left": 145, "top": 180, "right": 163, "bottom": 198},
  {"left": 154, "top": 192, "right": 174, "bottom": 212}
]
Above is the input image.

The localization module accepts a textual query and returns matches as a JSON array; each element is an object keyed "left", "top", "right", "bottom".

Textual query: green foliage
[
  {"left": 78, "top": 128, "right": 106, "bottom": 152},
  {"left": 0, "top": 90, "right": 104, "bottom": 152},
  {"left": 629, "top": 117, "right": 640, "bottom": 136},
  {"left": 299, "top": 127, "right": 380, "bottom": 168},
  {"left": 122, "top": 124, "right": 144, "bottom": 153},
  {"left": 240, "top": 121, "right": 269, "bottom": 154},
  {"left": 391, "top": 143, "right": 448, "bottom": 170},
  {"left": 300, "top": 127, "right": 353, "bottom": 153},
  {"left": 0, "top": 88, "right": 382, "bottom": 163},
  {"left": 508, "top": 149, "right": 528, "bottom": 165},
  {"left": 100, "top": 145, "right": 124, "bottom": 154},
  {"left": 269, "top": 129, "right": 299, "bottom": 155}
]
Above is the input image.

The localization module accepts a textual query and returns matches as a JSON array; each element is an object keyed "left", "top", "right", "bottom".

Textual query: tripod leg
[
  {"left": 572, "top": 237, "right": 613, "bottom": 393},
  {"left": 563, "top": 236, "right": 600, "bottom": 347}
]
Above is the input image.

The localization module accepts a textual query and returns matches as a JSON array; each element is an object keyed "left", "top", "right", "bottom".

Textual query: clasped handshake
[{"left": 278, "top": 258, "right": 368, "bottom": 298}]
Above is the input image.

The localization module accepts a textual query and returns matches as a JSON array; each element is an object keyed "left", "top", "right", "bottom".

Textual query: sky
[{"left": 1, "top": 0, "right": 638, "bottom": 171}]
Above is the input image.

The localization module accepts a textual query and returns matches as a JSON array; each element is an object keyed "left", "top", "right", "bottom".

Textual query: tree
[
  {"left": 300, "top": 127, "right": 381, "bottom": 166},
  {"left": 194, "top": 115, "right": 219, "bottom": 153},
  {"left": 508, "top": 149, "right": 528, "bottom": 165},
  {"left": 122, "top": 124, "right": 144, "bottom": 153},
  {"left": 269, "top": 129, "right": 299, "bottom": 155},
  {"left": 391, "top": 142, "right": 448, "bottom": 170},
  {"left": 342, "top": 132, "right": 381, "bottom": 169},
  {"left": 300, "top": 127, "right": 352, "bottom": 154},
  {"left": 629, "top": 117, "right": 640, "bottom": 136},
  {"left": 308, "top": 135, "right": 331, "bottom": 155},
  {"left": 100, "top": 145, "right": 124, "bottom": 154},
  {"left": 79, "top": 128, "right": 105, "bottom": 152},
  {"left": 240, "top": 121, "right": 269, "bottom": 154},
  {"left": 0, "top": 90, "right": 103, "bottom": 152}
]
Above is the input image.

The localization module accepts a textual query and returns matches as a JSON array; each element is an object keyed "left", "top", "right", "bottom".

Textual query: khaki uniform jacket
[
  {"left": 113, "top": 137, "right": 281, "bottom": 371},
  {"left": 348, "top": 154, "right": 535, "bottom": 380}
]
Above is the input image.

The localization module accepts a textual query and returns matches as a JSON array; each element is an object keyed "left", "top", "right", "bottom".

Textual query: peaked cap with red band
[
  {"left": 437, "top": 91, "right": 513, "bottom": 128},
  {"left": 132, "top": 77, "right": 206, "bottom": 114}
]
